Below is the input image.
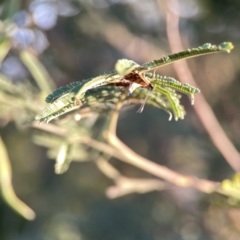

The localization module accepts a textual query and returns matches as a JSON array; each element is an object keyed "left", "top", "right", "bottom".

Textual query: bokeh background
[{"left": 0, "top": 0, "right": 240, "bottom": 239}]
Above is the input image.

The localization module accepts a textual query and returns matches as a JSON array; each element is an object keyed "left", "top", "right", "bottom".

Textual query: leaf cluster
[{"left": 36, "top": 42, "right": 233, "bottom": 124}]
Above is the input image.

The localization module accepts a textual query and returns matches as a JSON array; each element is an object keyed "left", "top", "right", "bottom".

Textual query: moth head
[{"left": 115, "top": 59, "right": 141, "bottom": 76}]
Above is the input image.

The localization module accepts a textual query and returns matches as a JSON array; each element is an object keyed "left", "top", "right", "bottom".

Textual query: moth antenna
[{"left": 137, "top": 90, "right": 151, "bottom": 113}]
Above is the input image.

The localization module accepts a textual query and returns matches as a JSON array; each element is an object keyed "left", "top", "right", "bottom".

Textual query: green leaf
[
  {"left": 19, "top": 50, "right": 56, "bottom": 95},
  {"left": 142, "top": 42, "right": 234, "bottom": 71},
  {"left": 0, "top": 38, "right": 11, "bottom": 66},
  {"left": 36, "top": 42, "right": 233, "bottom": 123}
]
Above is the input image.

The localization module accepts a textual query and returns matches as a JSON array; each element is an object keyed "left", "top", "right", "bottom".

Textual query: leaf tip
[{"left": 219, "top": 42, "right": 234, "bottom": 53}]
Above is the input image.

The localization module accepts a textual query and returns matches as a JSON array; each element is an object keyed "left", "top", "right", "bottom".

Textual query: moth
[{"left": 36, "top": 42, "right": 233, "bottom": 123}]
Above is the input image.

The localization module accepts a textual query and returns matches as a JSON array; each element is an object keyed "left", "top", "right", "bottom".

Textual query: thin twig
[
  {"left": 19, "top": 49, "right": 55, "bottom": 95},
  {"left": 96, "top": 157, "right": 167, "bottom": 199},
  {"left": 32, "top": 117, "right": 233, "bottom": 197},
  {"left": 73, "top": 135, "right": 208, "bottom": 192},
  {"left": 96, "top": 157, "right": 121, "bottom": 180},
  {"left": 79, "top": 9, "right": 166, "bottom": 63},
  {"left": 164, "top": 0, "right": 240, "bottom": 172},
  {"left": 109, "top": 89, "right": 128, "bottom": 134},
  {"left": 106, "top": 131, "right": 220, "bottom": 193},
  {"left": 69, "top": 136, "right": 118, "bottom": 156},
  {"left": 106, "top": 177, "right": 167, "bottom": 199},
  {"left": 31, "top": 121, "right": 68, "bottom": 137}
]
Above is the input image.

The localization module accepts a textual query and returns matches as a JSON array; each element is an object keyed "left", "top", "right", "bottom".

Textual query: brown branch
[
  {"left": 69, "top": 133, "right": 220, "bottom": 194},
  {"left": 78, "top": 9, "right": 166, "bottom": 63},
  {"left": 69, "top": 136, "right": 118, "bottom": 156},
  {"left": 109, "top": 89, "right": 128, "bottom": 135},
  {"left": 96, "top": 157, "right": 167, "bottom": 199},
  {"left": 106, "top": 131, "right": 220, "bottom": 193},
  {"left": 31, "top": 121, "right": 68, "bottom": 137},
  {"left": 106, "top": 177, "right": 167, "bottom": 199},
  {"left": 32, "top": 117, "right": 234, "bottom": 198},
  {"left": 164, "top": 0, "right": 240, "bottom": 172},
  {"left": 96, "top": 157, "right": 121, "bottom": 180}
]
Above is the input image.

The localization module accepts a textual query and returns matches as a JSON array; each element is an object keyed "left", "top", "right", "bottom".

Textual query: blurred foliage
[
  {"left": 0, "top": 0, "right": 240, "bottom": 240},
  {"left": 0, "top": 137, "right": 35, "bottom": 220}
]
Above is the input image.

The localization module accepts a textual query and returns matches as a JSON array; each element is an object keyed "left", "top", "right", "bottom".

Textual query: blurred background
[{"left": 0, "top": 0, "right": 240, "bottom": 239}]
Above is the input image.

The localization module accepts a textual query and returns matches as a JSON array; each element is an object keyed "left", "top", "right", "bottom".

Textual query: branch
[
  {"left": 31, "top": 121, "right": 68, "bottom": 137},
  {"left": 106, "top": 177, "right": 167, "bottom": 199},
  {"left": 96, "top": 157, "right": 167, "bottom": 199},
  {"left": 163, "top": 0, "right": 240, "bottom": 172},
  {"left": 106, "top": 131, "right": 220, "bottom": 193},
  {"left": 32, "top": 118, "right": 237, "bottom": 198},
  {"left": 96, "top": 157, "right": 121, "bottom": 180},
  {"left": 79, "top": 8, "right": 166, "bottom": 63},
  {"left": 109, "top": 89, "right": 128, "bottom": 134}
]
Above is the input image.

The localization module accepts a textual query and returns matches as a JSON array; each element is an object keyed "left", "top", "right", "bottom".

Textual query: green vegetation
[{"left": 0, "top": 1, "right": 240, "bottom": 239}]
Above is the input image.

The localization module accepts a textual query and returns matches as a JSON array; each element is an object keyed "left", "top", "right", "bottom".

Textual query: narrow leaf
[
  {"left": 19, "top": 49, "right": 55, "bottom": 95},
  {"left": 0, "top": 39, "right": 11, "bottom": 66},
  {"left": 0, "top": 137, "right": 36, "bottom": 220},
  {"left": 143, "top": 42, "right": 234, "bottom": 71},
  {"left": 55, "top": 142, "right": 72, "bottom": 174}
]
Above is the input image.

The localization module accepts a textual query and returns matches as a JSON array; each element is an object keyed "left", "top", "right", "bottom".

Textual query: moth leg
[
  {"left": 75, "top": 98, "right": 83, "bottom": 106},
  {"left": 137, "top": 90, "right": 151, "bottom": 113},
  {"left": 136, "top": 74, "right": 155, "bottom": 113},
  {"left": 140, "top": 72, "right": 153, "bottom": 89},
  {"left": 167, "top": 111, "right": 173, "bottom": 121}
]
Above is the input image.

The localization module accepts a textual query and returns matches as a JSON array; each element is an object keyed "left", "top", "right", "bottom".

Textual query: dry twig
[{"left": 163, "top": 0, "right": 240, "bottom": 172}]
